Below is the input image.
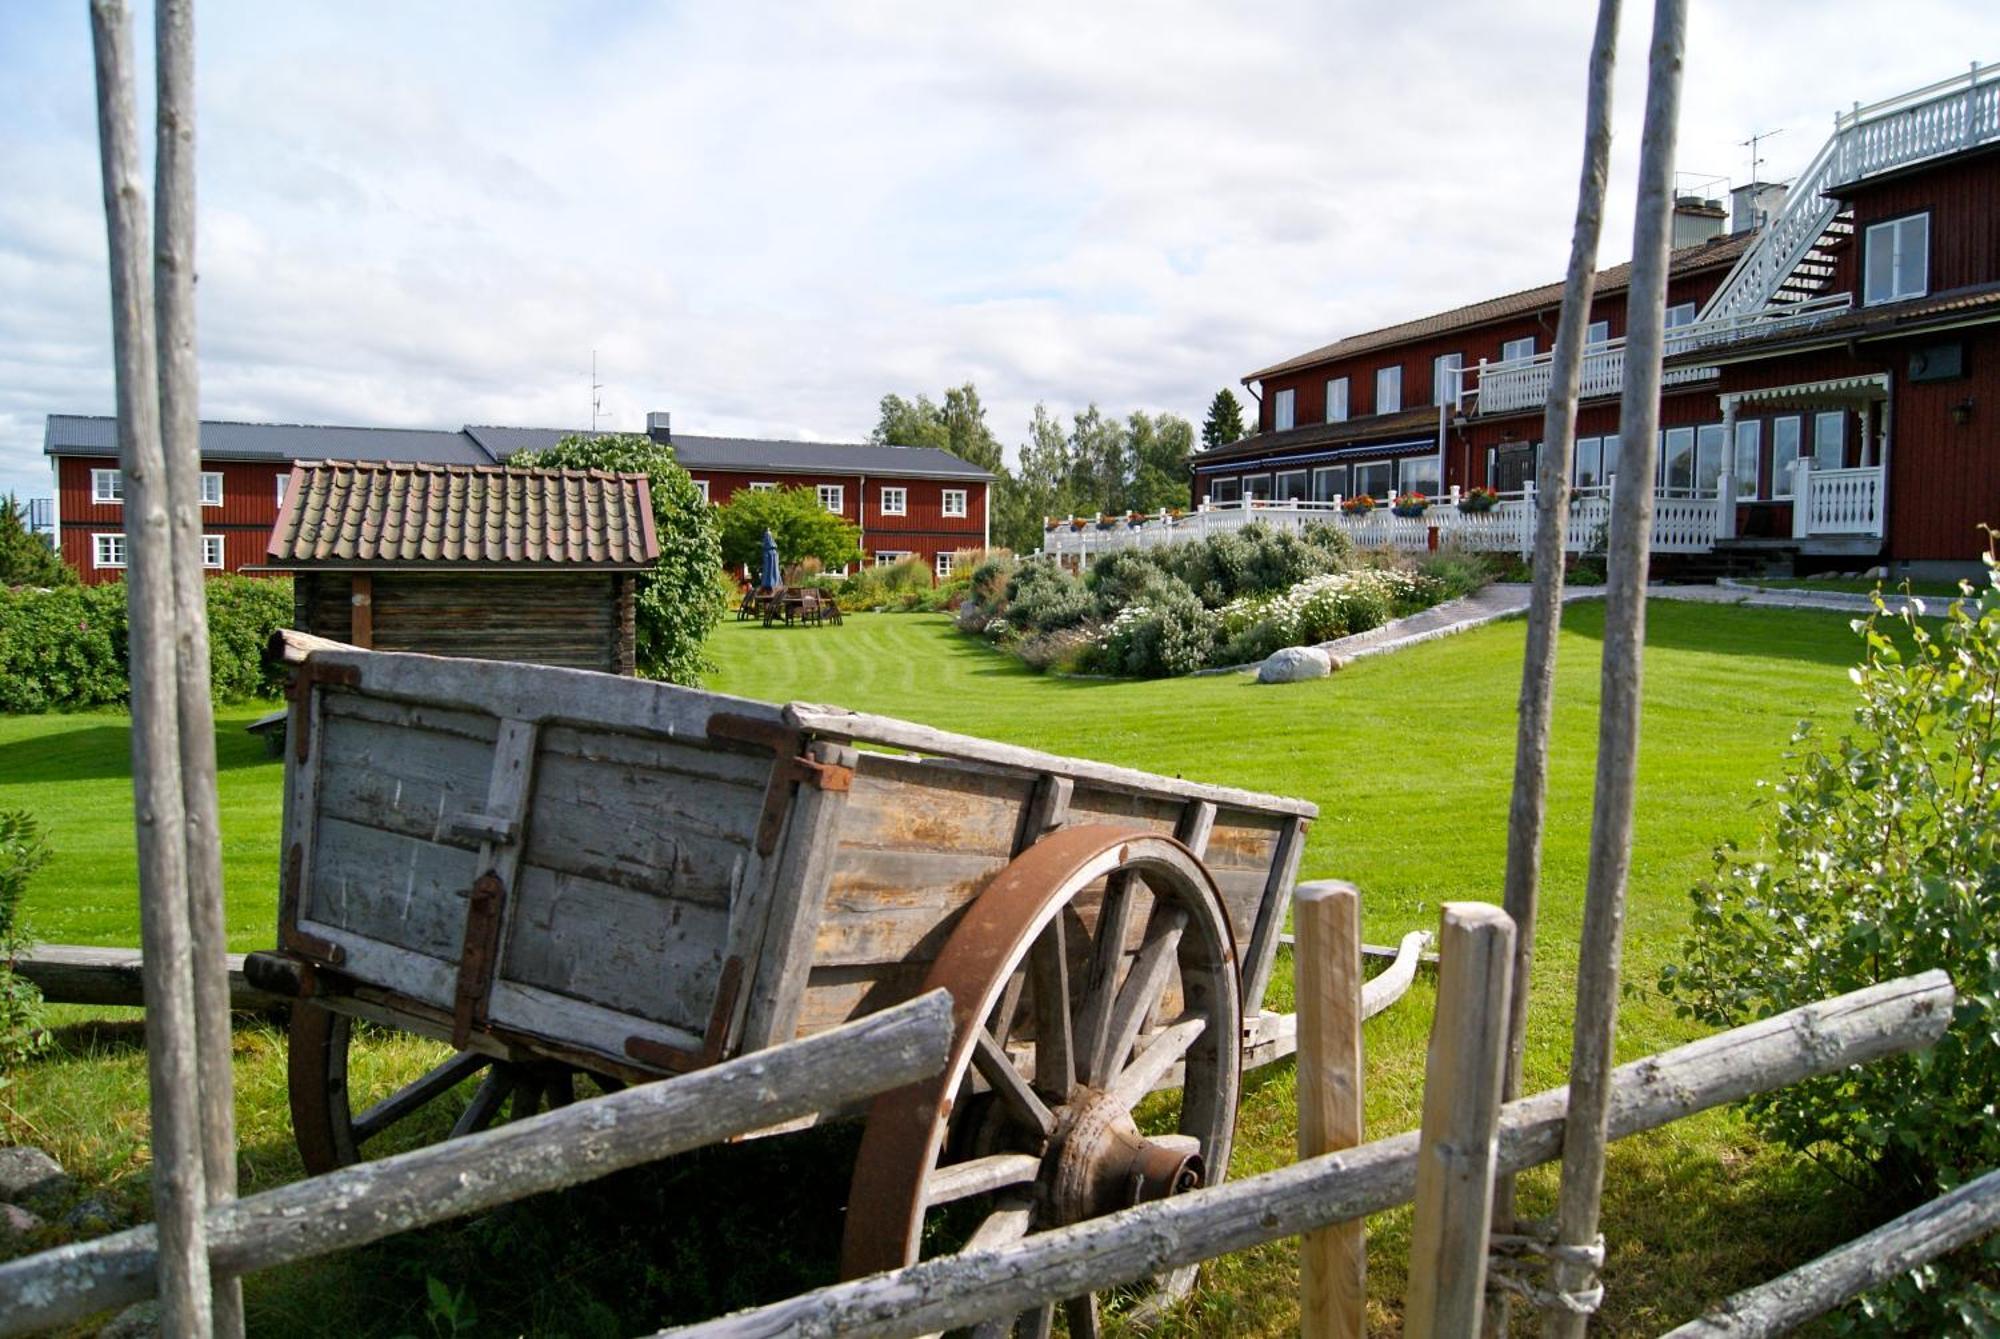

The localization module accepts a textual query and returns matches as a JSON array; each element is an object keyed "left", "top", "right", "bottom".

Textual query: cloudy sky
[{"left": 3, "top": 2, "right": 1994, "bottom": 499}]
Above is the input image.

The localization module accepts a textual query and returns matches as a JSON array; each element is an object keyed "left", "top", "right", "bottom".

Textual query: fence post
[
  {"left": 1790, "top": 459, "right": 1815, "bottom": 538},
  {"left": 1716, "top": 471, "right": 1738, "bottom": 541},
  {"left": 1519, "top": 480, "right": 1537, "bottom": 561},
  {"left": 1295, "top": 882, "right": 1365, "bottom": 1339},
  {"left": 1404, "top": 902, "right": 1516, "bottom": 1339}
]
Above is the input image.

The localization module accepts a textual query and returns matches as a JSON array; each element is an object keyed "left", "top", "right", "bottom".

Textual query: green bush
[
  {"left": 712, "top": 485, "right": 862, "bottom": 573},
  {"left": 1092, "top": 588, "right": 1217, "bottom": 678},
  {"left": 1661, "top": 563, "right": 2000, "bottom": 1327},
  {"left": 2, "top": 494, "right": 71, "bottom": 588},
  {"left": 1005, "top": 560, "right": 1095, "bottom": 632},
  {"left": 0, "top": 810, "right": 50, "bottom": 1068},
  {"left": 0, "top": 576, "right": 294, "bottom": 713}
]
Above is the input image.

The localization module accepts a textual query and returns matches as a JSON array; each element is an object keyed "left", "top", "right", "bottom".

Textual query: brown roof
[
  {"left": 266, "top": 461, "right": 659, "bottom": 570},
  {"left": 1246, "top": 232, "right": 1757, "bottom": 382},
  {"left": 1192, "top": 407, "right": 1440, "bottom": 468},
  {"left": 1666, "top": 282, "right": 2000, "bottom": 366}
]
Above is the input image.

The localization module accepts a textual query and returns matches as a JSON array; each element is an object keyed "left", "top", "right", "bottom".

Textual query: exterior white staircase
[{"left": 1700, "top": 61, "right": 2000, "bottom": 324}]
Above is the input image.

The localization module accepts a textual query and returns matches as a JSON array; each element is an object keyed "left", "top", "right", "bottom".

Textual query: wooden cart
[{"left": 249, "top": 637, "right": 1316, "bottom": 1330}]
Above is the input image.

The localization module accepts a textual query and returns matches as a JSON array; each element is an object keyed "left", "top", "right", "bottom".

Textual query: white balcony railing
[
  {"left": 1793, "top": 464, "right": 1888, "bottom": 539},
  {"left": 1457, "top": 293, "right": 1854, "bottom": 418},
  {"left": 1038, "top": 488, "right": 1727, "bottom": 562}
]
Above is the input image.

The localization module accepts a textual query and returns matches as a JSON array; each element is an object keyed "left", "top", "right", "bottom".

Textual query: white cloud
[{"left": 2, "top": 0, "right": 1995, "bottom": 502}]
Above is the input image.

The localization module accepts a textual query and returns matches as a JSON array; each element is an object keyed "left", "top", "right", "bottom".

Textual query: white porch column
[
  {"left": 1790, "top": 458, "right": 1816, "bottom": 539},
  {"left": 1717, "top": 397, "right": 1739, "bottom": 540},
  {"left": 1519, "top": 479, "right": 1536, "bottom": 560}
]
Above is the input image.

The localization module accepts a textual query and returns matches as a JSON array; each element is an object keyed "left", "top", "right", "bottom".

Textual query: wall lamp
[{"left": 1952, "top": 396, "right": 1976, "bottom": 426}]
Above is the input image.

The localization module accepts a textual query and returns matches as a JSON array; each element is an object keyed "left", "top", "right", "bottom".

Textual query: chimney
[
  {"left": 646, "top": 411, "right": 672, "bottom": 443},
  {"left": 1730, "top": 181, "right": 1788, "bottom": 235},
  {"left": 1671, "top": 195, "right": 1728, "bottom": 248}
]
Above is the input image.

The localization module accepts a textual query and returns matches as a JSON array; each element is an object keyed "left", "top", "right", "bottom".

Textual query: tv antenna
[
  {"left": 590, "top": 349, "right": 605, "bottom": 434},
  {"left": 1740, "top": 127, "right": 1784, "bottom": 183}
]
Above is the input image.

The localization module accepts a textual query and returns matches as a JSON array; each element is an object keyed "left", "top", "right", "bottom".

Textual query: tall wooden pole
[
  {"left": 1295, "top": 882, "right": 1365, "bottom": 1339},
  {"left": 1493, "top": 0, "right": 1623, "bottom": 1267},
  {"left": 89, "top": 1, "right": 213, "bottom": 1332},
  {"left": 1546, "top": 1, "right": 1688, "bottom": 1333},
  {"left": 153, "top": 3, "right": 243, "bottom": 1333}
]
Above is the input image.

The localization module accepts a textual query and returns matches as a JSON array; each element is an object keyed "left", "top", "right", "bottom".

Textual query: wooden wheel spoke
[
  {"left": 924, "top": 1153, "right": 1043, "bottom": 1207},
  {"left": 1028, "top": 914, "right": 1074, "bottom": 1099},
  {"left": 1108, "top": 1016, "right": 1206, "bottom": 1111},
  {"left": 1061, "top": 1293, "right": 1101, "bottom": 1339},
  {"left": 449, "top": 1066, "right": 517, "bottom": 1137},
  {"left": 964, "top": 1196, "right": 1035, "bottom": 1253},
  {"left": 1095, "top": 907, "right": 1186, "bottom": 1085},
  {"left": 987, "top": 968, "right": 1028, "bottom": 1049},
  {"left": 351, "top": 1050, "right": 489, "bottom": 1145},
  {"left": 973, "top": 1028, "right": 1055, "bottom": 1139},
  {"left": 1074, "top": 872, "right": 1136, "bottom": 1086},
  {"left": 543, "top": 1070, "right": 576, "bottom": 1109}
]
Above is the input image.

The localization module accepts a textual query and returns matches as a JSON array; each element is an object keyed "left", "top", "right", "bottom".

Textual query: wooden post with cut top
[
  {"left": 1295, "top": 881, "right": 1365, "bottom": 1339},
  {"left": 1405, "top": 902, "right": 1516, "bottom": 1339}
]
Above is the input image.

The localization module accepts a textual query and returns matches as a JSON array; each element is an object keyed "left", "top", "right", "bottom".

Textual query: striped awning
[{"left": 1721, "top": 373, "right": 1890, "bottom": 412}]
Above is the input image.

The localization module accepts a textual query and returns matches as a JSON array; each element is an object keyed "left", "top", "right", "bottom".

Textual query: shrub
[
  {"left": 1661, "top": 563, "right": 2000, "bottom": 1327},
  {"left": 1093, "top": 589, "right": 1217, "bottom": 678},
  {"left": 1416, "top": 546, "right": 1495, "bottom": 602},
  {"left": 0, "top": 810, "right": 50, "bottom": 1068},
  {"left": 2, "top": 495, "right": 71, "bottom": 588},
  {"left": 1017, "top": 624, "right": 1099, "bottom": 674},
  {"left": 204, "top": 574, "right": 297, "bottom": 702},
  {"left": 712, "top": 485, "right": 862, "bottom": 573},
  {"left": 508, "top": 434, "right": 724, "bottom": 685},
  {"left": 1005, "top": 560, "right": 1095, "bottom": 632}
]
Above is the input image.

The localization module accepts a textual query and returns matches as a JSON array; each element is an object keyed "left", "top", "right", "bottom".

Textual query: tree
[
  {"left": 1201, "top": 389, "right": 1247, "bottom": 452},
  {"left": 714, "top": 484, "right": 862, "bottom": 573},
  {"left": 872, "top": 383, "right": 1004, "bottom": 473},
  {"left": 1067, "top": 405, "right": 1127, "bottom": 514},
  {"left": 507, "top": 433, "right": 724, "bottom": 685},
  {"left": 1126, "top": 412, "right": 1194, "bottom": 512},
  {"left": 0, "top": 496, "right": 72, "bottom": 587},
  {"left": 871, "top": 393, "right": 949, "bottom": 451}
]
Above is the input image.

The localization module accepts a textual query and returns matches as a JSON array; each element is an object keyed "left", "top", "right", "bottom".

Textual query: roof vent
[{"left": 646, "top": 411, "right": 672, "bottom": 443}]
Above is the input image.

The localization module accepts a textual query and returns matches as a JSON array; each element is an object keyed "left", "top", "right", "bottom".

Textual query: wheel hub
[{"left": 1045, "top": 1087, "right": 1204, "bottom": 1226}]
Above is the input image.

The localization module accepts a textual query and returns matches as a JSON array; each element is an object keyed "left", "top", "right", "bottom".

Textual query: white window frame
[
  {"left": 694, "top": 478, "right": 710, "bottom": 503},
  {"left": 1814, "top": 410, "right": 1847, "bottom": 469},
  {"left": 941, "top": 488, "right": 968, "bottom": 518},
  {"left": 1433, "top": 353, "right": 1462, "bottom": 407},
  {"left": 1585, "top": 320, "right": 1611, "bottom": 345},
  {"left": 201, "top": 534, "right": 224, "bottom": 569},
  {"left": 1273, "top": 388, "right": 1296, "bottom": 431},
  {"left": 874, "top": 550, "right": 912, "bottom": 566},
  {"left": 935, "top": 552, "right": 956, "bottom": 579},
  {"left": 1575, "top": 436, "right": 1603, "bottom": 489},
  {"left": 1325, "top": 377, "right": 1349, "bottom": 423},
  {"left": 1374, "top": 365, "right": 1401, "bottom": 414},
  {"left": 1695, "top": 423, "right": 1727, "bottom": 491},
  {"left": 1772, "top": 416, "right": 1803, "bottom": 497},
  {"left": 1733, "top": 419, "right": 1763, "bottom": 497},
  {"left": 818, "top": 484, "right": 844, "bottom": 513},
  {"left": 275, "top": 473, "right": 290, "bottom": 506},
  {"left": 1397, "top": 455, "right": 1440, "bottom": 496},
  {"left": 1501, "top": 336, "right": 1536, "bottom": 363},
  {"left": 1208, "top": 477, "right": 1242, "bottom": 504},
  {"left": 1864, "top": 214, "right": 1929, "bottom": 306},
  {"left": 92, "top": 532, "right": 127, "bottom": 569},
  {"left": 749, "top": 481, "right": 777, "bottom": 492},
  {"left": 879, "top": 485, "right": 907, "bottom": 516},
  {"left": 1274, "top": 469, "right": 1309, "bottom": 502},
  {"left": 1659, "top": 425, "right": 1697, "bottom": 490},
  {"left": 200, "top": 471, "right": 223, "bottom": 507},
  {"left": 1241, "top": 473, "right": 1274, "bottom": 500},
  {"left": 1311, "top": 465, "right": 1346, "bottom": 502},
  {"left": 91, "top": 468, "right": 123, "bottom": 505},
  {"left": 1352, "top": 459, "right": 1394, "bottom": 499},
  {"left": 1664, "top": 302, "right": 1698, "bottom": 329}
]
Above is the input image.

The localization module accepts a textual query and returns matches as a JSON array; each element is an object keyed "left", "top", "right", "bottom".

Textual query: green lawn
[
  {"left": 0, "top": 701, "right": 286, "bottom": 949},
  {"left": 0, "top": 603, "right": 1899, "bottom": 1334}
]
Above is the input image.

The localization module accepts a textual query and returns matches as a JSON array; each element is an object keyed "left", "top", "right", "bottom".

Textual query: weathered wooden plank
[
  {"left": 1240, "top": 814, "right": 1309, "bottom": 1018},
  {"left": 499, "top": 864, "right": 730, "bottom": 1033},
  {"left": 783, "top": 702, "right": 1318, "bottom": 819},
  {"left": 537, "top": 722, "right": 771, "bottom": 789},
  {"left": 13, "top": 946, "right": 278, "bottom": 1011},
  {"left": 1295, "top": 883, "right": 1364, "bottom": 1339},
  {"left": 320, "top": 689, "right": 501, "bottom": 745},
  {"left": 314, "top": 712, "right": 496, "bottom": 849},
  {"left": 0, "top": 990, "right": 957, "bottom": 1336},
  {"left": 789, "top": 961, "right": 931, "bottom": 1039},
  {"left": 1174, "top": 799, "right": 1216, "bottom": 859},
  {"left": 304, "top": 816, "right": 481, "bottom": 960},
  {"left": 840, "top": 756, "right": 1034, "bottom": 857},
  {"left": 485, "top": 977, "right": 707, "bottom": 1068},
  {"left": 1660, "top": 1167, "right": 2000, "bottom": 1338},
  {"left": 1404, "top": 903, "right": 1514, "bottom": 1338},
  {"left": 1199, "top": 813, "right": 1284, "bottom": 871},
  {"left": 659, "top": 972, "right": 1955, "bottom": 1339},
  {"left": 738, "top": 741, "right": 858, "bottom": 1052}
]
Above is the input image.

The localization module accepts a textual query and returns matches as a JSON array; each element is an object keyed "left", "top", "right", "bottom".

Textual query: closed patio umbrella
[{"left": 761, "top": 529, "right": 781, "bottom": 590}]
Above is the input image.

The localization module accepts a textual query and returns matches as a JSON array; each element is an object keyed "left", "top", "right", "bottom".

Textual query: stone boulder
[
  {"left": 1258, "top": 646, "right": 1333, "bottom": 683},
  {"left": 0, "top": 1146, "right": 67, "bottom": 1203}
]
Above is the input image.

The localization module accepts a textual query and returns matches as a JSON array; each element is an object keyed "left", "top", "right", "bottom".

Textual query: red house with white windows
[
  {"left": 1173, "top": 64, "right": 2000, "bottom": 580},
  {"left": 43, "top": 412, "right": 991, "bottom": 585}
]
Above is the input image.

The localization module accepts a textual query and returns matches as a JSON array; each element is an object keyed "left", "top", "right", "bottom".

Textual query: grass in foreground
[{"left": 0, "top": 604, "right": 1895, "bottom": 1334}]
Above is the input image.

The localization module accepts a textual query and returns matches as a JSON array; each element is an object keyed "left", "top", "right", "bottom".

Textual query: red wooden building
[
  {"left": 43, "top": 413, "right": 991, "bottom": 585},
  {"left": 1190, "top": 65, "right": 2000, "bottom": 579}
]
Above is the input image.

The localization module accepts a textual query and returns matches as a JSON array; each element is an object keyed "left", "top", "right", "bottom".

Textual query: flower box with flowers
[
  {"left": 1390, "top": 493, "right": 1432, "bottom": 519},
  {"left": 1458, "top": 486, "right": 1500, "bottom": 514},
  {"left": 1339, "top": 495, "right": 1377, "bottom": 515},
  {"left": 1069, "top": 518, "right": 1088, "bottom": 532},
  {"left": 1095, "top": 515, "right": 1118, "bottom": 531}
]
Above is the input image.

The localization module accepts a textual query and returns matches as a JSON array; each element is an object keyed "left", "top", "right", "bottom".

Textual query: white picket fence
[{"left": 1038, "top": 487, "right": 1725, "bottom": 562}]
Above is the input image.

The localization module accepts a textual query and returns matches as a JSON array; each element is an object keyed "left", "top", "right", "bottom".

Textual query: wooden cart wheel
[
  {"left": 288, "top": 1004, "right": 599, "bottom": 1175},
  {"left": 842, "top": 825, "right": 1242, "bottom": 1336}
]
